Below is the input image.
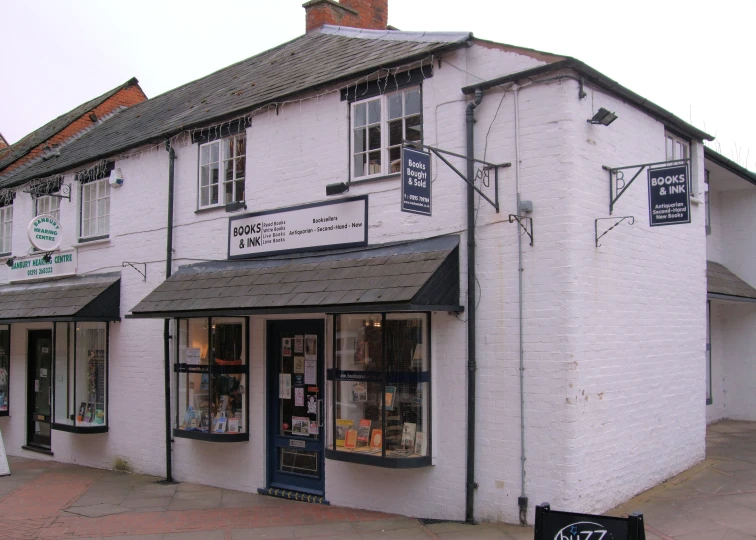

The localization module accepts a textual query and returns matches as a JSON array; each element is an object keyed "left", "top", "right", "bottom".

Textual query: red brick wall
[
  {"left": 305, "top": 0, "right": 387, "bottom": 32},
  {"left": 1, "top": 82, "right": 147, "bottom": 174}
]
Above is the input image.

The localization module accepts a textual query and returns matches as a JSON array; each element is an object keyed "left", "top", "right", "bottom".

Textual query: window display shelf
[
  {"left": 52, "top": 423, "right": 108, "bottom": 434},
  {"left": 173, "top": 429, "right": 248, "bottom": 443},
  {"left": 325, "top": 448, "right": 431, "bottom": 468}
]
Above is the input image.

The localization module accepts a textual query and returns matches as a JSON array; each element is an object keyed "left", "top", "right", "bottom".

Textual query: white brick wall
[{"left": 0, "top": 40, "right": 714, "bottom": 525}]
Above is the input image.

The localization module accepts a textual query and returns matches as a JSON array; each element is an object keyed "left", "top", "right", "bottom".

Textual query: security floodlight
[
  {"left": 225, "top": 201, "right": 248, "bottom": 212},
  {"left": 588, "top": 108, "right": 618, "bottom": 126},
  {"left": 326, "top": 182, "right": 349, "bottom": 196}
]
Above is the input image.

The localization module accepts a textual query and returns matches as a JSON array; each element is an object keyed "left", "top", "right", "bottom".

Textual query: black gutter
[
  {"left": 707, "top": 293, "right": 756, "bottom": 304},
  {"left": 465, "top": 88, "right": 483, "bottom": 524},
  {"left": 461, "top": 58, "right": 714, "bottom": 143},
  {"left": 704, "top": 147, "right": 756, "bottom": 187},
  {"left": 0, "top": 40, "right": 472, "bottom": 190},
  {"left": 163, "top": 142, "right": 176, "bottom": 483}
]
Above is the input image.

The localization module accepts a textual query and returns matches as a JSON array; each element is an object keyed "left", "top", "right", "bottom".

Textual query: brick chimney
[{"left": 303, "top": 0, "right": 388, "bottom": 33}]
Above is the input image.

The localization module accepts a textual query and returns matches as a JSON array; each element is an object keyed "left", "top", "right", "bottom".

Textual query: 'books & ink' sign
[
  {"left": 647, "top": 164, "right": 690, "bottom": 227},
  {"left": 401, "top": 147, "right": 432, "bottom": 216}
]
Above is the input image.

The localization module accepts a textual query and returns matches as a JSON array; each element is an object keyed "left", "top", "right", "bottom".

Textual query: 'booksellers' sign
[
  {"left": 648, "top": 164, "right": 690, "bottom": 227},
  {"left": 228, "top": 196, "right": 368, "bottom": 259},
  {"left": 401, "top": 147, "right": 432, "bottom": 216}
]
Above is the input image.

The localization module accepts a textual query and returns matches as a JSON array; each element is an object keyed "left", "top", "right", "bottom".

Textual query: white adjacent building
[{"left": 0, "top": 0, "right": 748, "bottom": 525}]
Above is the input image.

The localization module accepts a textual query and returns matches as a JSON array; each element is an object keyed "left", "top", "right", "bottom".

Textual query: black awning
[
  {"left": 0, "top": 273, "right": 121, "bottom": 323},
  {"left": 708, "top": 261, "right": 756, "bottom": 303},
  {"left": 129, "top": 235, "right": 462, "bottom": 319}
]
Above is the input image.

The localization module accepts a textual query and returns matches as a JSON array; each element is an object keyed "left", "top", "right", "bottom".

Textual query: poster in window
[
  {"left": 294, "top": 356, "right": 305, "bottom": 374},
  {"left": 352, "top": 382, "right": 367, "bottom": 402},
  {"left": 295, "top": 387, "right": 304, "bottom": 407},
  {"left": 304, "top": 359, "right": 316, "bottom": 385},
  {"left": 185, "top": 348, "right": 201, "bottom": 365},
  {"left": 279, "top": 374, "right": 291, "bottom": 399},
  {"left": 294, "top": 335, "right": 304, "bottom": 354},
  {"left": 282, "top": 338, "right": 292, "bottom": 357},
  {"left": 304, "top": 334, "right": 317, "bottom": 360},
  {"left": 292, "top": 416, "right": 310, "bottom": 436}
]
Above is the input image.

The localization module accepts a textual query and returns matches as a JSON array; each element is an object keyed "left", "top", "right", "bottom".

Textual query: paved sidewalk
[{"left": 1, "top": 420, "right": 756, "bottom": 539}]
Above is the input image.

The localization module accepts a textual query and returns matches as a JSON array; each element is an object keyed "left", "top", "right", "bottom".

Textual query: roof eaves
[
  {"left": 461, "top": 58, "right": 714, "bottom": 143},
  {"left": 0, "top": 38, "right": 471, "bottom": 189},
  {"left": 704, "top": 147, "right": 756, "bottom": 186}
]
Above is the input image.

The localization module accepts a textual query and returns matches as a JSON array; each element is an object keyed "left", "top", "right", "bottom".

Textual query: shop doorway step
[
  {"left": 418, "top": 519, "right": 468, "bottom": 526},
  {"left": 257, "top": 487, "right": 330, "bottom": 505}
]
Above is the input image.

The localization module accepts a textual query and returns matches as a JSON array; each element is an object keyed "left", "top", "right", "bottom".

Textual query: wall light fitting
[
  {"left": 5, "top": 257, "right": 15, "bottom": 268},
  {"left": 326, "top": 182, "right": 349, "bottom": 196},
  {"left": 588, "top": 108, "right": 618, "bottom": 126},
  {"left": 225, "top": 201, "right": 248, "bottom": 212}
]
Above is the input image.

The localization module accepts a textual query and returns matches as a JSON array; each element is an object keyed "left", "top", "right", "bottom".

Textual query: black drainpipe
[
  {"left": 465, "top": 88, "right": 483, "bottom": 524},
  {"left": 163, "top": 141, "right": 176, "bottom": 482}
]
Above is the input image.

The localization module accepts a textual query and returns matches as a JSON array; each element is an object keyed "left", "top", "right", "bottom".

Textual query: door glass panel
[
  {"left": 54, "top": 323, "right": 73, "bottom": 425},
  {"left": 278, "top": 333, "right": 319, "bottom": 440},
  {"left": 0, "top": 326, "right": 8, "bottom": 413}
]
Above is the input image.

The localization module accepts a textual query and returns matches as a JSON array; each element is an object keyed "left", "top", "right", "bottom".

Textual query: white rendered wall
[
  {"left": 0, "top": 39, "right": 713, "bottom": 526},
  {"left": 706, "top": 302, "right": 727, "bottom": 423}
]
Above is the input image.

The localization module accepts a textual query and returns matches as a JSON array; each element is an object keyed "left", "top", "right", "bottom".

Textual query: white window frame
[
  {"left": 36, "top": 195, "right": 61, "bottom": 221},
  {"left": 0, "top": 204, "right": 12, "bottom": 255},
  {"left": 350, "top": 86, "right": 422, "bottom": 180},
  {"left": 665, "top": 131, "right": 689, "bottom": 162},
  {"left": 80, "top": 178, "right": 110, "bottom": 240},
  {"left": 198, "top": 134, "right": 246, "bottom": 210}
]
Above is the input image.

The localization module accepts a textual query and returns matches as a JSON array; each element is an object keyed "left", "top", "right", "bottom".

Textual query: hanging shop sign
[
  {"left": 228, "top": 196, "right": 368, "bottom": 259},
  {"left": 647, "top": 164, "right": 690, "bottom": 227},
  {"left": 401, "top": 147, "right": 432, "bottom": 216},
  {"left": 534, "top": 503, "right": 646, "bottom": 540},
  {"left": 27, "top": 214, "right": 62, "bottom": 251},
  {"left": 8, "top": 250, "right": 77, "bottom": 283}
]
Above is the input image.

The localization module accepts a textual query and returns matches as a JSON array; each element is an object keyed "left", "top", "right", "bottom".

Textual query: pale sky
[{"left": 2, "top": 1, "right": 754, "bottom": 170}]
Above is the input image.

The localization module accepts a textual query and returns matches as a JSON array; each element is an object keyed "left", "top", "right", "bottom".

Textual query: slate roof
[
  {"left": 707, "top": 261, "right": 756, "bottom": 301},
  {"left": 0, "top": 273, "right": 121, "bottom": 322},
  {"left": 130, "top": 235, "right": 461, "bottom": 318},
  {"left": 0, "top": 78, "right": 140, "bottom": 173},
  {"left": 0, "top": 26, "right": 471, "bottom": 189}
]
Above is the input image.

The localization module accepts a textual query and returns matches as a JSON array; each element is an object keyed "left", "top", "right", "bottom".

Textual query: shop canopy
[
  {"left": 0, "top": 273, "right": 121, "bottom": 323},
  {"left": 129, "top": 235, "right": 462, "bottom": 319},
  {"left": 707, "top": 261, "right": 756, "bottom": 303}
]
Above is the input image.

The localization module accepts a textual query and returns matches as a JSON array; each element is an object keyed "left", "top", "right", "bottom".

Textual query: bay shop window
[
  {"left": 52, "top": 322, "right": 109, "bottom": 433},
  {"left": 327, "top": 312, "right": 431, "bottom": 468},
  {"left": 175, "top": 317, "right": 249, "bottom": 442}
]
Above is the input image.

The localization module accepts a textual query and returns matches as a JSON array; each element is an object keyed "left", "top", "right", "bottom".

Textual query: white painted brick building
[{"left": 0, "top": 0, "right": 742, "bottom": 526}]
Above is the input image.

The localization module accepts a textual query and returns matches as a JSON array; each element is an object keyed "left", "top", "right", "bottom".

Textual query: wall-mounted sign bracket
[
  {"left": 122, "top": 261, "right": 147, "bottom": 282},
  {"left": 603, "top": 158, "right": 689, "bottom": 214},
  {"left": 23, "top": 177, "right": 71, "bottom": 201},
  {"left": 595, "top": 216, "right": 634, "bottom": 248},
  {"left": 403, "top": 141, "right": 511, "bottom": 213},
  {"left": 508, "top": 215, "right": 533, "bottom": 246}
]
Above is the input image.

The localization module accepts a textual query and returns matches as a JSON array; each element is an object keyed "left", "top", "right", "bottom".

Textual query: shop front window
[
  {"left": 0, "top": 325, "right": 9, "bottom": 415},
  {"left": 52, "top": 322, "right": 109, "bottom": 432},
  {"left": 175, "top": 317, "right": 248, "bottom": 441},
  {"left": 328, "top": 313, "right": 430, "bottom": 467}
]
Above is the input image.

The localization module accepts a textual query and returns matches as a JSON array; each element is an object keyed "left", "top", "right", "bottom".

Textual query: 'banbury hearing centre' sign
[
  {"left": 647, "top": 164, "right": 690, "bottom": 227},
  {"left": 228, "top": 196, "right": 368, "bottom": 259},
  {"left": 27, "top": 214, "right": 62, "bottom": 251},
  {"left": 534, "top": 503, "right": 646, "bottom": 540},
  {"left": 401, "top": 147, "right": 432, "bottom": 216},
  {"left": 9, "top": 251, "right": 77, "bottom": 283}
]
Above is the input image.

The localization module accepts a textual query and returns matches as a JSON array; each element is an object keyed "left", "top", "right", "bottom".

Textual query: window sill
[
  {"left": 350, "top": 173, "right": 400, "bottom": 186},
  {"left": 52, "top": 423, "right": 108, "bottom": 434},
  {"left": 195, "top": 205, "right": 229, "bottom": 215},
  {"left": 74, "top": 236, "right": 110, "bottom": 248},
  {"left": 173, "top": 428, "right": 249, "bottom": 443},
  {"left": 325, "top": 448, "right": 432, "bottom": 468},
  {"left": 0, "top": 253, "right": 11, "bottom": 260}
]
